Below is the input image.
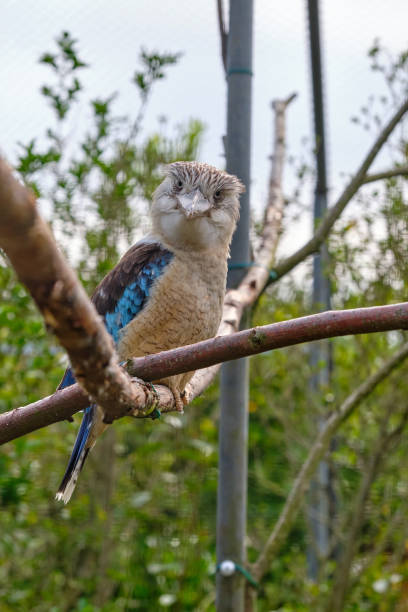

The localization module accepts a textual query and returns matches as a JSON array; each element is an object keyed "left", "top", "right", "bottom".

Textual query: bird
[{"left": 55, "top": 161, "right": 244, "bottom": 503}]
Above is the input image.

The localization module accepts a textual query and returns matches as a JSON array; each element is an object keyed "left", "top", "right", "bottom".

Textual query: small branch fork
[{"left": 363, "top": 164, "right": 408, "bottom": 184}]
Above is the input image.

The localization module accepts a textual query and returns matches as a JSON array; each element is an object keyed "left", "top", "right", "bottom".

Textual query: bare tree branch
[
  {"left": 186, "top": 94, "right": 296, "bottom": 399},
  {"left": 0, "top": 159, "right": 167, "bottom": 423},
  {"left": 0, "top": 380, "right": 175, "bottom": 445},
  {"left": 129, "top": 303, "right": 408, "bottom": 379},
  {"left": 216, "top": 0, "right": 228, "bottom": 75},
  {"left": 362, "top": 164, "right": 408, "bottom": 184},
  {"left": 250, "top": 340, "right": 408, "bottom": 584},
  {"left": 270, "top": 97, "right": 408, "bottom": 282},
  {"left": 2, "top": 303, "right": 408, "bottom": 444}
]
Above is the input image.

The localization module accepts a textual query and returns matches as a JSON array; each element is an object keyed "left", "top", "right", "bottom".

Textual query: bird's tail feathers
[{"left": 55, "top": 405, "right": 94, "bottom": 504}]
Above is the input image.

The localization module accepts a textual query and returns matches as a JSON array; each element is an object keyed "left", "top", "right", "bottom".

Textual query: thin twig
[
  {"left": 187, "top": 94, "right": 296, "bottom": 398},
  {"left": 270, "top": 97, "right": 408, "bottom": 282},
  {"left": 216, "top": 0, "right": 228, "bottom": 75},
  {"left": 362, "top": 164, "right": 408, "bottom": 184}
]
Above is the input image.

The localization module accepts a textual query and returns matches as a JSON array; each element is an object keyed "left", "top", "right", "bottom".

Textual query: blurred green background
[{"left": 2, "top": 29, "right": 408, "bottom": 612}]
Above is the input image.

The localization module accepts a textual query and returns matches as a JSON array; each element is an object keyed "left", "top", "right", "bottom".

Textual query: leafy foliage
[{"left": 2, "top": 34, "right": 408, "bottom": 612}]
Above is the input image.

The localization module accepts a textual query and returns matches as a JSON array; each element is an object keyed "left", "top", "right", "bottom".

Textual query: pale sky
[{"left": 1, "top": 0, "right": 407, "bottom": 256}]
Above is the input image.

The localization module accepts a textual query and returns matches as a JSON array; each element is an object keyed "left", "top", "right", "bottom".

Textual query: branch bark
[
  {"left": 231, "top": 93, "right": 297, "bottom": 307},
  {"left": 2, "top": 304, "right": 408, "bottom": 444},
  {"left": 250, "top": 340, "right": 408, "bottom": 584},
  {"left": 0, "top": 159, "right": 164, "bottom": 423}
]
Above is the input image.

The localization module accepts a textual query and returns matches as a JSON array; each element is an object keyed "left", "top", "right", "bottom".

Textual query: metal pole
[
  {"left": 306, "top": 0, "right": 333, "bottom": 580},
  {"left": 216, "top": 1, "right": 253, "bottom": 610}
]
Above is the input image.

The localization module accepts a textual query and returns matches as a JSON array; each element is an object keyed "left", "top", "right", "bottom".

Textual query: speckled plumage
[{"left": 56, "top": 161, "right": 244, "bottom": 503}]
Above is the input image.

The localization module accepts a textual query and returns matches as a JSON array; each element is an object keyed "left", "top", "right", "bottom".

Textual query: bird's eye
[
  {"left": 214, "top": 189, "right": 222, "bottom": 201},
  {"left": 175, "top": 179, "right": 183, "bottom": 191}
]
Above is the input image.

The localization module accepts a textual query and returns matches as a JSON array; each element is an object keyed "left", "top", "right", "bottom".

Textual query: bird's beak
[{"left": 176, "top": 189, "right": 211, "bottom": 218}]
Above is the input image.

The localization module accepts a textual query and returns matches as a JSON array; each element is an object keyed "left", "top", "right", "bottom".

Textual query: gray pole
[
  {"left": 216, "top": 1, "right": 253, "bottom": 610},
  {"left": 306, "top": 0, "right": 333, "bottom": 580}
]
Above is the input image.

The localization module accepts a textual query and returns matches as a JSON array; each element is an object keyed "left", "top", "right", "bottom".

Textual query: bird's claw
[
  {"left": 173, "top": 389, "right": 186, "bottom": 414},
  {"left": 145, "top": 382, "right": 161, "bottom": 419}
]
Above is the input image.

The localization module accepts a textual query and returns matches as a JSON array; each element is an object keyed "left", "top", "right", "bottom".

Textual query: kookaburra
[{"left": 56, "top": 161, "right": 244, "bottom": 503}]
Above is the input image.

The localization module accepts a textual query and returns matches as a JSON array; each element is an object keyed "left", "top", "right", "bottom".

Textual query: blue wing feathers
[
  {"left": 57, "top": 241, "right": 173, "bottom": 501},
  {"left": 57, "top": 243, "right": 173, "bottom": 388},
  {"left": 102, "top": 252, "right": 173, "bottom": 343}
]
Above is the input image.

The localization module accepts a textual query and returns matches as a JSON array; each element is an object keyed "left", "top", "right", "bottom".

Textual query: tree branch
[
  {"left": 250, "top": 340, "right": 408, "bottom": 583},
  {"left": 0, "top": 158, "right": 165, "bottom": 423},
  {"left": 2, "top": 304, "right": 408, "bottom": 444},
  {"left": 240, "top": 93, "right": 297, "bottom": 296},
  {"left": 270, "top": 96, "right": 408, "bottom": 282},
  {"left": 362, "top": 164, "right": 408, "bottom": 184},
  {"left": 185, "top": 94, "right": 296, "bottom": 400},
  {"left": 216, "top": 0, "right": 228, "bottom": 75}
]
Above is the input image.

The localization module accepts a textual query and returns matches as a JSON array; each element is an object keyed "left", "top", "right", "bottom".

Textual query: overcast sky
[{"left": 1, "top": 1, "right": 407, "bottom": 252}]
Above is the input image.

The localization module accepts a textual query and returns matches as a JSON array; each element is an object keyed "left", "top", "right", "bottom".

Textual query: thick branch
[
  {"left": 129, "top": 303, "right": 408, "bottom": 379},
  {"left": 0, "top": 159, "right": 162, "bottom": 423},
  {"left": 271, "top": 96, "right": 408, "bottom": 282},
  {"left": 0, "top": 380, "right": 175, "bottom": 446},
  {"left": 251, "top": 340, "right": 408, "bottom": 583},
  {"left": 2, "top": 304, "right": 408, "bottom": 444}
]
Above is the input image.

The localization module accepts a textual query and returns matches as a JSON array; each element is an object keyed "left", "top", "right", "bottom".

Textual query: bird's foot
[
  {"left": 145, "top": 382, "right": 161, "bottom": 419},
  {"left": 172, "top": 389, "right": 185, "bottom": 414}
]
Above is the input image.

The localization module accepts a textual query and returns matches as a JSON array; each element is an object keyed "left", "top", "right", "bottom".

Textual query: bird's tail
[{"left": 55, "top": 405, "right": 95, "bottom": 504}]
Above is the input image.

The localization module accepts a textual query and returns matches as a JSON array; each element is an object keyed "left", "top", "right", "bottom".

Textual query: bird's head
[{"left": 151, "top": 161, "right": 244, "bottom": 253}]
